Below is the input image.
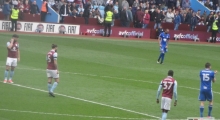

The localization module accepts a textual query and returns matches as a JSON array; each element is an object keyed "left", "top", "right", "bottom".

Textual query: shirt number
[
  {"left": 47, "top": 55, "right": 51, "bottom": 62},
  {"left": 163, "top": 81, "right": 173, "bottom": 90},
  {"left": 202, "top": 73, "right": 210, "bottom": 81}
]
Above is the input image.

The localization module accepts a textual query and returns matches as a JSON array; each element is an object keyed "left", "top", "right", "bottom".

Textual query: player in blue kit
[
  {"left": 157, "top": 29, "right": 170, "bottom": 64},
  {"left": 199, "top": 62, "right": 217, "bottom": 118}
]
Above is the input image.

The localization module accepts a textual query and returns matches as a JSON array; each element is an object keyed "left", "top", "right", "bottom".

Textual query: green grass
[{"left": 0, "top": 33, "right": 219, "bottom": 120}]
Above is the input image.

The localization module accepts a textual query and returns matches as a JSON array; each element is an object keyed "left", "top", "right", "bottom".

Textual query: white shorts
[
  {"left": 47, "top": 69, "right": 59, "bottom": 79},
  {"left": 6, "top": 57, "right": 17, "bottom": 67},
  {"left": 161, "top": 97, "right": 172, "bottom": 110}
]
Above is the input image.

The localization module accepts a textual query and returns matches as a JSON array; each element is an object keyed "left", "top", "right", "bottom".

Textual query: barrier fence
[{"left": 0, "top": 19, "right": 219, "bottom": 42}]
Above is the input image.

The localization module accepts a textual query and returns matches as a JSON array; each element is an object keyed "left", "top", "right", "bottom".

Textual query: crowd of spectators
[{"left": 1, "top": 0, "right": 220, "bottom": 32}]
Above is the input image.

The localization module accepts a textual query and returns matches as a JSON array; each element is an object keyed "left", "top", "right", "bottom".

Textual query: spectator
[
  {"left": 165, "top": 8, "right": 174, "bottom": 23},
  {"left": 168, "top": 0, "right": 175, "bottom": 9},
  {"left": 210, "top": 15, "right": 219, "bottom": 43},
  {"left": 132, "top": 0, "right": 139, "bottom": 8},
  {"left": 150, "top": 7, "right": 158, "bottom": 21},
  {"left": 198, "top": 16, "right": 205, "bottom": 25},
  {"left": 48, "top": 0, "right": 55, "bottom": 7},
  {"left": 206, "top": 14, "right": 213, "bottom": 32},
  {"left": 204, "top": 0, "right": 212, "bottom": 9},
  {"left": 154, "top": 9, "right": 163, "bottom": 29},
  {"left": 174, "top": 11, "right": 181, "bottom": 30},
  {"left": 57, "top": 0, "right": 64, "bottom": 12},
  {"left": 75, "top": 0, "right": 82, "bottom": 6},
  {"left": 78, "top": 4, "right": 84, "bottom": 17},
  {"left": 135, "top": 7, "right": 144, "bottom": 28},
  {"left": 122, "top": 0, "right": 129, "bottom": 10},
  {"left": 126, "top": 7, "right": 133, "bottom": 27},
  {"left": 93, "top": 7, "right": 101, "bottom": 18},
  {"left": 12, "top": 0, "right": 18, "bottom": 8},
  {"left": 113, "top": 1, "right": 119, "bottom": 19},
  {"left": 142, "top": 9, "right": 150, "bottom": 29},
  {"left": 23, "top": 0, "right": 30, "bottom": 13},
  {"left": 30, "top": 1, "right": 40, "bottom": 16},
  {"left": 189, "top": 13, "right": 198, "bottom": 31},
  {"left": 59, "top": 1, "right": 69, "bottom": 23},
  {"left": 41, "top": 0, "right": 49, "bottom": 22},
  {"left": 120, "top": 7, "right": 128, "bottom": 27},
  {"left": 82, "top": 4, "right": 90, "bottom": 24},
  {"left": 181, "top": 13, "right": 187, "bottom": 24},
  {"left": 212, "top": 0, "right": 218, "bottom": 10},
  {"left": 156, "top": 0, "right": 163, "bottom": 9},
  {"left": 176, "top": 0, "right": 181, "bottom": 8},
  {"left": 185, "top": 8, "right": 192, "bottom": 24},
  {"left": 18, "top": 0, "right": 24, "bottom": 12},
  {"left": 3, "top": 0, "right": 11, "bottom": 20}
]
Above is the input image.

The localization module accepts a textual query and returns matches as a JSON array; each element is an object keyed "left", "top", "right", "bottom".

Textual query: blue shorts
[
  {"left": 160, "top": 46, "right": 168, "bottom": 53},
  {"left": 198, "top": 90, "right": 213, "bottom": 101}
]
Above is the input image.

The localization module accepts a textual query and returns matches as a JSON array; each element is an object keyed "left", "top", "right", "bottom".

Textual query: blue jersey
[
  {"left": 200, "top": 69, "right": 215, "bottom": 91},
  {"left": 159, "top": 33, "right": 170, "bottom": 47}
]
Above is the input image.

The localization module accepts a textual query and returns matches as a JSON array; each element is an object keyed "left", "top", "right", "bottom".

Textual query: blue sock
[
  {"left": 200, "top": 106, "right": 204, "bottom": 117},
  {"left": 48, "top": 83, "right": 52, "bottom": 92},
  {"left": 162, "top": 112, "right": 167, "bottom": 120},
  {"left": 208, "top": 105, "right": 212, "bottom": 116},
  {"left": 4, "top": 70, "right": 9, "bottom": 80},
  {"left": 158, "top": 53, "right": 163, "bottom": 61},
  {"left": 50, "top": 82, "right": 58, "bottom": 93},
  {"left": 9, "top": 71, "right": 14, "bottom": 80},
  {"left": 161, "top": 53, "right": 165, "bottom": 63}
]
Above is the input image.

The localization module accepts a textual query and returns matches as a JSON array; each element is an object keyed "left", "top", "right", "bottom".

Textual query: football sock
[
  {"left": 200, "top": 106, "right": 204, "bottom": 117},
  {"left": 158, "top": 53, "right": 163, "bottom": 61},
  {"left": 4, "top": 70, "right": 9, "bottom": 80},
  {"left": 9, "top": 71, "right": 14, "bottom": 80},
  {"left": 208, "top": 105, "right": 212, "bottom": 116},
  {"left": 162, "top": 112, "right": 167, "bottom": 120},
  {"left": 161, "top": 53, "right": 165, "bottom": 63},
  {"left": 48, "top": 83, "right": 52, "bottom": 92},
  {"left": 50, "top": 82, "right": 58, "bottom": 93}
]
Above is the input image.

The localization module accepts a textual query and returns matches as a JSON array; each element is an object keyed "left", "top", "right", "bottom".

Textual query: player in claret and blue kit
[
  {"left": 46, "top": 44, "right": 59, "bottom": 97},
  {"left": 199, "top": 62, "right": 217, "bottom": 118},
  {"left": 157, "top": 29, "right": 170, "bottom": 64},
  {"left": 156, "top": 70, "right": 177, "bottom": 120}
]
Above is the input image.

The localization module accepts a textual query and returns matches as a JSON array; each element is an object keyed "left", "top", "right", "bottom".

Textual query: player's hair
[
  {"left": 12, "top": 34, "right": 19, "bottom": 38},
  {"left": 52, "top": 44, "right": 58, "bottom": 49},
  {"left": 205, "top": 62, "right": 211, "bottom": 68},
  {"left": 168, "top": 70, "right": 174, "bottom": 77}
]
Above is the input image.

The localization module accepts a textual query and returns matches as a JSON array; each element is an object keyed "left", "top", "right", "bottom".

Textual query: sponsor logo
[
  {"left": 118, "top": 31, "right": 144, "bottom": 36},
  {"left": 86, "top": 28, "right": 112, "bottom": 34},
  {"left": 174, "top": 33, "right": 198, "bottom": 39},
  {"left": 36, "top": 24, "right": 44, "bottom": 32},
  {"left": 17, "top": 22, "right": 22, "bottom": 31},
  {"left": 59, "top": 25, "right": 66, "bottom": 32}
]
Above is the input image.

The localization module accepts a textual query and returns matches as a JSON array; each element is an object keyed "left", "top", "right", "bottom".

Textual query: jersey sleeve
[
  {"left": 168, "top": 34, "right": 170, "bottom": 39},
  {"left": 53, "top": 52, "right": 58, "bottom": 60},
  {"left": 156, "top": 81, "right": 163, "bottom": 99},
  {"left": 173, "top": 80, "right": 178, "bottom": 100},
  {"left": 7, "top": 42, "right": 10, "bottom": 47}
]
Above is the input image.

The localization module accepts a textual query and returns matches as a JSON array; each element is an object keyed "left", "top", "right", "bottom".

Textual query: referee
[
  {"left": 211, "top": 14, "right": 219, "bottom": 43},
  {"left": 10, "top": 5, "right": 19, "bottom": 32},
  {"left": 104, "top": 6, "right": 114, "bottom": 37}
]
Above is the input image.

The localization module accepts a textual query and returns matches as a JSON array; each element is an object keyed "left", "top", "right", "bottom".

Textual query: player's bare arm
[
  {"left": 212, "top": 70, "right": 217, "bottom": 83},
  {"left": 17, "top": 49, "right": 20, "bottom": 62},
  {"left": 7, "top": 38, "right": 14, "bottom": 49}
]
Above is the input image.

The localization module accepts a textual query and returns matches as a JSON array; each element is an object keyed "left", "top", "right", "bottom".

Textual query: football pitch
[{"left": 0, "top": 32, "right": 219, "bottom": 120}]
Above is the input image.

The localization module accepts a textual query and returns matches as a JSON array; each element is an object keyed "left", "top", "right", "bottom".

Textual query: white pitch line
[
  {"left": 1, "top": 66, "right": 219, "bottom": 95},
  {"left": 4, "top": 82, "right": 160, "bottom": 119},
  {"left": 0, "top": 109, "right": 148, "bottom": 120}
]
